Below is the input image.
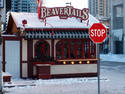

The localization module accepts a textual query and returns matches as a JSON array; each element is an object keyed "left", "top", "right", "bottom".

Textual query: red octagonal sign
[{"left": 89, "top": 23, "right": 107, "bottom": 43}]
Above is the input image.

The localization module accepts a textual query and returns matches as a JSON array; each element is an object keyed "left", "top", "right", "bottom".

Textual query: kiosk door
[{"left": 5, "top": 41, "right": 20, "bottom": 78}]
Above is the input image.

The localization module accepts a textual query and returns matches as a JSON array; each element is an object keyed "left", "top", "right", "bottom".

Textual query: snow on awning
[
  {"left": 112, "top": 29, "right": 123, "bottom": 41},
  {"left": 24, "top": 30, "right": 89, "bottom": 39}
]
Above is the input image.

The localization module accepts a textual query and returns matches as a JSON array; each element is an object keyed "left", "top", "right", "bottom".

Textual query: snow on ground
[
  {"left": 3, "top": 77, "right": 108, "bottom": 87},
  {"left": 3, "top": 54, "right": 125, "bottom": 94},
  {"left": 100, "top": 53, "right": 125, "bottom": 62},
  {"left": 3, "top": 78, "right": 105, "bottom": 94},
  {"left": 4, "top": 68, "right": 125, "bottom": 94}
]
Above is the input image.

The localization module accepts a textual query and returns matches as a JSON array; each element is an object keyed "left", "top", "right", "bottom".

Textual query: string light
[
  {"left": 63, "top": 61, "right": 66, "bottom": 64},
  {"left": 79, "top": 61, "right": 82, "bottom": 64},
  {"left": 87, "top": 61, "right": 90, "bottom": 64},
  {"left": 71, "top": 61, "right": 74, "bottom": 64}
]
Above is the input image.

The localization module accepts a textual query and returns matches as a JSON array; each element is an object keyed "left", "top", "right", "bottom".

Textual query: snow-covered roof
[{"left": 10, "top": 12, "right": 100, "bottom": 29}]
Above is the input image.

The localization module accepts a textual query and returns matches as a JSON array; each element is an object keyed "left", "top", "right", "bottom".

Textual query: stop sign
[{"left": 89, "top": 23, "right": 107, "bottom": 43}]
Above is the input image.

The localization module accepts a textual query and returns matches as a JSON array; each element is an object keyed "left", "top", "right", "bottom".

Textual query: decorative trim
[
  {"left": 55, "top": 62, "right": 97, "bottom": 65},
  {"left": 24, "top": 30, "right": 89, "bottom": 39},
  {"left": 22, "top": 61, "right": 28, "bottom": 63},
  {"left": 88, "top": 40, "right": 90, "bottom": 58},
  {"left": 33, "top": 62, "right": 55, "bottom": 65},
  {"left": 20, "top": 39, "right": 22, "bottom": 78},
  {"left": 52, "top": 39, "right": 54, "bottom": 58},
  {"left": 82, "top": 40, "right": 84, "bottom": 58},
  {"left": 36, "top": 73, "right": 97, "bottom": 79},
  {"left": 24, "top": 27, "right": 109, "bottom": 31},
  {"left": 27, "top": 39, "right": 33, "bottom": 78},
  {"left": 57, "top": 59, "right": 98, "bottom": 62},
  {"left": 34, "top": 73, "right": 97, "bottom": 79},
  {"left": 2, "top": 39, "right": 5, "bottom": 72},
  {"left": 32, "top": 61, "right": 97, "bottom": 65},
  {"left": 2, "top": 36, "right": 21, "bottom": 40},
  {"left": 51, "top": 73, "right": 97, "bottom": 78}
]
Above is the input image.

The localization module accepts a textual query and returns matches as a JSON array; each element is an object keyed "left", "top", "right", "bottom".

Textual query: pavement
[
  {"left": 100, "top": 61, "right": 125, "bottom": 94},
  {"left": 101, "top": 61, "right": 125, "bottom": 73}
]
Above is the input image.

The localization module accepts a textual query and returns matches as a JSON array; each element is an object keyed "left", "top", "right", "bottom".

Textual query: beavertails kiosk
[{"left": 2, "top": 1, "right": 100, "bottom": 79}]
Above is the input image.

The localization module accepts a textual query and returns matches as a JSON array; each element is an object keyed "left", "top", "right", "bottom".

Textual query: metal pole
[
  {"left": 0, "top": 44, "right": 3, "bottom": 94},
  {"left": 97, "top": 44, "right": 100, "bottom": 94},
  {"left": 0, "top": 21, "right": 3, "bottom": 94},
  {"left": 110, "top": 0, "right": 113, "bottom": 53},
  {"left": 0, "top": 0, "right": 5, "bottom": 93}
]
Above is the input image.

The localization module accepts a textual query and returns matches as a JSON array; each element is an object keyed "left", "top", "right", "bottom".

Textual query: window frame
[
  {"left": 34, "top": 40, "right": 50, "bottom": 59},
  {"left": 56, "top": 39, "right": 96, "bottom": 60}
]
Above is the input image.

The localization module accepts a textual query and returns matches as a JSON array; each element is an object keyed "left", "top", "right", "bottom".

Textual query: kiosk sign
[
  {"left": 38, "top": 6, "right": 89, "bottom": 20},
  {"left": 89, "top": 23, "right": 107, "bottom": 43}
]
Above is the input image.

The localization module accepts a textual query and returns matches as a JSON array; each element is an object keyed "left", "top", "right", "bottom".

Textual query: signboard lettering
[{"left": 38, "top": 6, "right": 89, "bottom": 20}]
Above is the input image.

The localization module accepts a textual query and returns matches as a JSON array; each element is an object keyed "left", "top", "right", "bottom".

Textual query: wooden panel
[
  {"left": 37, "top": 66, "right": 50, "bottom": 75},
  {"left": 51, "top": 64, "right": 97, "bottom": 75},
  {"left": 57, "top": 59, "right": 98, "bottom": 62},
  {"left": 51, "top": 73, "right": 97, "bottom": 78},
  {"left": 22, "top": 63, "right": 28, "bottom": 78},
  {"left": 6, "top": 15, "right": 18, "bottom": 34},
  {"left": 36, "top": 64, "right": 50, "bottom": 79},
  {"left": 22, "top": 39, "right": 27, "bottom": 61},
  {"left": 3, "top": 76, "right": 11, "bottom": 82},
  {"left": 27, "top": 40, "right": 33, "bottom": 78}
]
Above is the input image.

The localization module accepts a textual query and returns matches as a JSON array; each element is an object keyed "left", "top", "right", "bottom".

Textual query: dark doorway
[{"left": 115, "top": 41, "right": 123, "bottom": 54}]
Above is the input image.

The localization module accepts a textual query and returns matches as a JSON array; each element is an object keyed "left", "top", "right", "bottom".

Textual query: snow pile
[
  {"left": 100, "top": 54, "right": 125, "bottom": 62},
  {"left": 2, "top": 72, "right": 11, "bottom": 76}
]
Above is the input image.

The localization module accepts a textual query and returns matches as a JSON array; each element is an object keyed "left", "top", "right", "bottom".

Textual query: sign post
[
  {"left": 89, "top": 23, "right": 107, "bottom": 94},
  {"left": 0, "top": 35, "right": 2, "bottom": 94},
  {"left": 97, "top": 44, "right": 100, "bottom": 94}
]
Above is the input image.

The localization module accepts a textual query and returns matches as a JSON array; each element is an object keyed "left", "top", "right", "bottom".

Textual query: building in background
[
  {"left": 0, "top": 0, "right": 6, "bottom": 24},
  {"left": 111, "top": 0, "right": 125, "bottom": 54},
  {"left": 6, "top": 0, "right": 11, "bottom": 12},
  {"left": 89, "top": 0, "right": 111, "bottom": 19},
  {"left": 0, "top": 0, "right": 12, "bottom": 32},
  {"left": 0, "top": 0, "right": 9, "bottom": 31},
  {"left": 11, "top": 0, "right": 38, "bottom": 12},
  {"left": 89, "top": 0, "right": 111, "bottom": 53},
  {"left": 30, "top": 0, "right": 38, "bottom": 13}
]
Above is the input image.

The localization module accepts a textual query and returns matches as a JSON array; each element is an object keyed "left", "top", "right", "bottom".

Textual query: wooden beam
[{"left": 57, "top": 59, "right": 98, "bottom": 62}]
